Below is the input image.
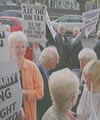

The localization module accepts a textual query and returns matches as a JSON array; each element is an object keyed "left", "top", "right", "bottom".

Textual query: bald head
[
  {"left": 57, "top": 24, "right": 65, "bottom": 36},
  {"left": 73, "top": 27, "right": 80, "bottom": 37}
]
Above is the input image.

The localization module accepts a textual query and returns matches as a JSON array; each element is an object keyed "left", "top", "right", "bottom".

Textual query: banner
[
  {"left": 21, "top": 4, "right": 46, "bottom": 43},
  {"left": 0, "top": 24, "right": 10, "bottom": 61},
  {"left": 82, "top": 9, "right": 99, "bottom": 38},
  {"left": 0, "top": 59, "right": 22, "bottom": 120}
]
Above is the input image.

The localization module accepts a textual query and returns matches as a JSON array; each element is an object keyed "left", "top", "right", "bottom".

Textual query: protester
[
  {"left": 32, "top": 41, "right": 44, "bottom": 63},
  {"left": 24, "top": 41, "right": 44, "bottom": 62},
  {"left": 24, "top": 44, "right": 33, "bottom": 61},
  {"left": 76, "top": 60, "right": 100, "bottom": 120},
  {"left": 73, "top": 48, "right": 97, "bottom": 84},
  {"left": 37, "top": 46, "right": 59, "bottom": 120},
  {"left": 69, "top": 27, "right": 83, "bottom": 69},
  {"left": 8, "top": 31, "right": 44, "bottom": 120},
  {"left": 5, "top": 24, "right": 11, "bottom": 37},
  {"left": 94, "top": 30, "right": 100, "bottom": 59},
  {"left": 54, "top": 24, "right": 72, "bottom": 70},
  {"left": 42, "top": 68, "right": 79, "bottom": 120},
  {"left": 71, "top": 48, "right": 97, "bottom": 114},
  {"left": 78, "top": 48, "right": 97, "bottom": 71}
]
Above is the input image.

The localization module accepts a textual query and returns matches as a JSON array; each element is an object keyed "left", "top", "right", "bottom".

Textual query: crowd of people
[{"left": 3, "top": 23, "right": 100, "bottom": 120}]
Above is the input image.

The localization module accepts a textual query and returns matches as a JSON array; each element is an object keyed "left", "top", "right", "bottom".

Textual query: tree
[{"left": 76, "top": 0, "right": 87, "bottom": 13}]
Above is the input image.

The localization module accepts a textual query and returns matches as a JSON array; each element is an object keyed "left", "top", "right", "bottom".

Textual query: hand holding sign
[{"left": 82, "top": 9, "right": 99, "bottom": 38}]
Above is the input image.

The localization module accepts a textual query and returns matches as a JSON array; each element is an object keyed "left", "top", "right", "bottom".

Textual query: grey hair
[
  {"left": 57, "top": 24, "right": 65, "bottom": 32},
  {"left": 49, "top": 68, "right": 79, "bottom": 110},
  {"left": 39, "top": 46, "right": 59, "bottom": 64},
  {"left": 97, "top": 30, "right": 100, "bottom": 38},
  {"left": 8, "top": 31, "right": 27, "bottom": 49},
  {"left": 78, "top": 48, "right": 97, "bottom": 61}
]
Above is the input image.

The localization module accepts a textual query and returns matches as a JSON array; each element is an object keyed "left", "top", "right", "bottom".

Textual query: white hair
[
  {"left": 78, "top": 48, "right": 97, "bottom": 61},
  {"left": 39, "top": 46, "right": 59, "bottom": 64},
  {"left": 49, "top": 68, "right": 79, "bottom": 110},
  {"left": 8, "top": 31, "right": 27, "bottom": 49}
]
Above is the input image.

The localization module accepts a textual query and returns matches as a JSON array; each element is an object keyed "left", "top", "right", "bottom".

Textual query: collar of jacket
[{"left": 22, "top": 58, "right": 30, "bottom": 69}]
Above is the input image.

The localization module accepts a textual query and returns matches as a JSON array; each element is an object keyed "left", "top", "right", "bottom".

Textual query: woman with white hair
[
  {"left": 76, "top": 60, "right": 100, "bottom": 120},
  {"left": 42, "top": 68, "right": 79, "bottom": 120},
  {"left": 8, "top": 31, "right": 44, "bottom": 120}
]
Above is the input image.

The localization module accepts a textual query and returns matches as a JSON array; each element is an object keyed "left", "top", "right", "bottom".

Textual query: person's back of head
[
  {"left": 39, "top": 46, "right": 59, "bottom": 69},
  {"left": 48, "top": 68, "right": 79, "bottom": 111},
  {"left": 78, "top": 48, "right": 97, "bottom": 70}
]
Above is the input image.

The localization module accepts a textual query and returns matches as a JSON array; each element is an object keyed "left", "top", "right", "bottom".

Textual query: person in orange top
[{"left": 8, "top": 31, "right": 44, "bottom": 120}]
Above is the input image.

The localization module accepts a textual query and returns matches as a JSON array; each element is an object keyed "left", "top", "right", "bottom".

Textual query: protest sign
[
  {"left": 0, "top": 59, "right": 22, "bottom": 120},
  {"left": 0, "top": 24, "right": 10, "bottom": 61},
  {"left": 82, "top": 9, "right": 99, "bottom": 38},
  {"left": 21, "top": 4, "right": 46, "bottom": 43}
]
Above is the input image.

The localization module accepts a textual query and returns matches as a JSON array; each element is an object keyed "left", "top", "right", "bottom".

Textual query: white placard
[
  {"left": 82, "top": 9, "right": 99, "bottom": 38},
  {"left": 0, "top": 24, "right": 10, "bottom": 61},
  {"left": 21, "top": 4, "right": 46, "bottom": 43},
  {"left": 0, "top": 59, "right": 22, "bottom": 120}
]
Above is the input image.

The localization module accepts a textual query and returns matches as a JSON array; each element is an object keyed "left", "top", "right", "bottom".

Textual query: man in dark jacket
[
  {"left": 94, "top": 30, "right": 100, "bottom": 59},
  {"left": 36, "top": 46, "right": 59, "bottom": 120},
  {"left": 69, "top": 27, "right": 83, "bottom": 69},
  {"left": 54, "top": 24, "right": 72, "bottom": 71}
]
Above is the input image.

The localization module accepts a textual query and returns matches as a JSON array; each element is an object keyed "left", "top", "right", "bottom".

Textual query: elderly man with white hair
[
  {"left": 94, "top": 30, "right": 100, "bottom": 59},
  {"left": 72, "top": 48, "right": 97, "bottom": 84},
  {"left": 36, "top": 46, "right": 59, "bottom": 120},
  {"left": 71, "top": 48, "right": 97, "bottom": 115},
  {"left": 78, "top": 48, "right": 97, "bottom": 71},
  {"left": 42, "top": 68, "right": 79, "bottom": 120}
]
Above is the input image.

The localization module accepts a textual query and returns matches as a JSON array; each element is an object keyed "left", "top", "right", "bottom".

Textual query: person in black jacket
[
  {"left": 69, "top": 27, "right": 83, "bottom": 69},
  {"left": 54, "top": 24, "right": 72, "bottom": 71},
  {"left": 94, "top": 30, "right": 100, "bottom": 59}
]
